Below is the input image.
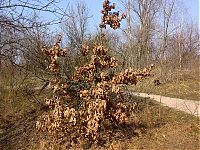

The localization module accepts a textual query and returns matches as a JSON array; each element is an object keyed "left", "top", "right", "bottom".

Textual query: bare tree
[
  {"left": 119, "top": 0, "right": 161, "bottom": 68},
  {"left": 62, "top": 1, "right": 90, "bottom": 50},
  {"left": 0, "top": 0, "right": 71, "bottom": 70},
  {"left": 159, "top": 0, "right": 175, "bottom": 79},
  {"left": 0, "top": 0, "right": 69, "bottom": 28},
  {"left": 167, "top": 23, "right": 199, "bottom": 70},
  {"left": 61, "top": 1, "right": 90, "bottom": 70}
]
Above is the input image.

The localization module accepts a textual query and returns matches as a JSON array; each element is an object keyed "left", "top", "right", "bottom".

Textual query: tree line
[{"left": 0, "top": 0, "right": 199, "bottom": 87}]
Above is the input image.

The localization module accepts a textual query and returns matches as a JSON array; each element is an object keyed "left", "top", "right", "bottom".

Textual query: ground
[
  {"left": 129, "top": 74, "right": 200, "bottom": 101},
  {"left": 0, "top": 95, "right": 199, "bottom": 150}
]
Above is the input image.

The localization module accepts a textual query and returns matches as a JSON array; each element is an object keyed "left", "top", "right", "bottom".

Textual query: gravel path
[{"left": 132, "top": 92, "right": 200, "bottom": 117}]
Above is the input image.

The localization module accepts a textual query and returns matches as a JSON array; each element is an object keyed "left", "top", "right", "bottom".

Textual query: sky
[
  {"left": 36, "top": 0, "right": 199, "bottom": 31},
  {"left": 182, "top": 0, "right": 199, "bottom": 25},
  {"left": 63, "top": 0, "right": 199, "bottom": 30}
]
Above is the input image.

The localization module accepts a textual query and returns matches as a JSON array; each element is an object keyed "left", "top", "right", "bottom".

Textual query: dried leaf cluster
[
  {"left": 100, "top": 0, "right": 126, "bottom": 29},
  {"left": 41, "top": 35, "right": 66, "bottom": 73},
  {"left": 36, "top": 36, "right": 153, "bottom": 149},
  {"left": 36, "top": 1, "right": 153, "bottom": 149}
]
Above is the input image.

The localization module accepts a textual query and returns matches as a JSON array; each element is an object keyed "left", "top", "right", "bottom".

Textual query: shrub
[{"left": 36, "top": 1, "right": 153, "bottom": 149}]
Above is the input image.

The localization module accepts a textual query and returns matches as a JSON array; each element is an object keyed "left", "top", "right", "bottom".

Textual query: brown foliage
[
  {"left": 36, "top": 36, "right": 153, "bottom": 149},
  {"left": 41, "top": 35, "right": 66, "bottom": 73},
  {"left": 100, "top": 0, "right": 126, "bottom": 29},
  {"left": 36, "top": 1, "right": 153, "bottom": 149}
]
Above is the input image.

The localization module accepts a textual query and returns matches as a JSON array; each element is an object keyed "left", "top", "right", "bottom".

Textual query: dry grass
[
  {"left": 129, "top": 69, "right": 200, "bottom": 101},
  {"left": 121, "top": 99, "right": 200, "bottom": 150},
  {"left": 0, "top": 95, "right": 199, "bottom": 150}
]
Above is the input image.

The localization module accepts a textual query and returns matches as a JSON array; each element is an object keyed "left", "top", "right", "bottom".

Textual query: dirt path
[{"left": 132, "top": 92, "right": 200, "bottom": 117}]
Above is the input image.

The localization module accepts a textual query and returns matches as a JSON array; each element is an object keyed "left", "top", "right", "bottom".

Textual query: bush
[{"left": 36, "top": 1, "right": 153, "bottom": 149}]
